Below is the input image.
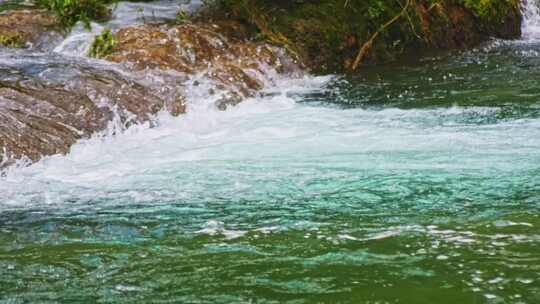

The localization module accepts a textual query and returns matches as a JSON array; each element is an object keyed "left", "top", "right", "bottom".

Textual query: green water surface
[{"left": 1, "top": 40, "right": 539, "bottom": 303}]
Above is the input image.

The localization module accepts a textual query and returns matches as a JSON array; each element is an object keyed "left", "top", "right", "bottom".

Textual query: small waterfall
[
  {"left": 54, "top": 0, "right": 200, "bottom": 56},
  {"left": 521, "top": 0, "right": 540, "bottom": 40}
]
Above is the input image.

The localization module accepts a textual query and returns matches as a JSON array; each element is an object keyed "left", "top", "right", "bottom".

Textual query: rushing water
[{"left": 1, "top": 1, "right": 540, "bottom": 303}]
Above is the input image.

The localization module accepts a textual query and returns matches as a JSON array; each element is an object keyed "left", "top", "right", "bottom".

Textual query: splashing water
[
  {"left": 1, "top": 1, "right": 540, "bottom": 303},
  {"left": 54, "top": 0, "right": 201, "bottom": 56},
  {"left": 522, "top": 0, "right": 540, "bottom": 40}
]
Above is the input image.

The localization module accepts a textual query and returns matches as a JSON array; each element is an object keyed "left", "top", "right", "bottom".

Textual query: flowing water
[{"left": 1, "top": 1, "right": 540, "bottom": 303}]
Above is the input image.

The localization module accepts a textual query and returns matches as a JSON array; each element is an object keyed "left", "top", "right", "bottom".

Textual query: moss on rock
[
  {"left": 456, "top": 0, "right": 521, "bottom": 38},
  {"left": 0, "top": 32, "right": 24, "bottom": 47},
  {"left": 36, "top": 0, "right": 114, "bottom": 28},
  {"left": 198, "top": 0, "right": 522, "bottom": 73},
  {"left": 0, "top": 9, "right": 60, "bottom": 49},
  {"left": 89, "top": 28, "right": 116, "bottom": 58}
]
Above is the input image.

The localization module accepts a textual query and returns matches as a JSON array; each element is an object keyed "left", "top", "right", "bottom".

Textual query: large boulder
[
  {"left": 104, "top": 22, "right": 301, "bottom": 109},
  {"left": 0, "top": 13, "right": 301, "bottom": 168},
  {"left": 196, "top": 0, "right": 522, "bottom": 73},
  {"left": 416, "top": 1, "right": 521, "bottom": 50},
  {"left": 0, "top": 55, "right": 184, "bottom": 168}
]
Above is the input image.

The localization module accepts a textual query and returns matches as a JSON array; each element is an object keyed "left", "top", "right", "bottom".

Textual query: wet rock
[
  {"left": 416, "top": 3, "right": 482, "bottom": 49},
  {"left": 0, "top": 19, "right": 299, "bottom": 167},
  {"left": 0, "top": 55, "right": 183, "bottom": 168},
  {"left": 104, "top": 22, "right": 301, "bottom": 109},
  {"left": 416, "top": 2, "right": 521, "bottom": 50},
  {"left": 0, "top": 9, "right": 62, "bottom": 50}
]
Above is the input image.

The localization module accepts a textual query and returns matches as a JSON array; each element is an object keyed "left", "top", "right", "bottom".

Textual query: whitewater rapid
[
  {"left": 522, "top": 0, "right": 540, "bottom": 40},
  {"left": 1, "top": 0, "right": 540, "bottom": 208},
  {"left": 1, "top": 2, "right": 540, "bottom": 303},
  {"left": 2, "top": 80, "right": 540, "bottom": 207},
  {"left": 54, "top": 0, "right": 203, "bottom": 56}
]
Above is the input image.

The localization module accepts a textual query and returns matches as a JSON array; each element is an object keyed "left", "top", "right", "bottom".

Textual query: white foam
[
  {"left": 522, "top": 0, "right": 540, "bottom": 41},
  {"left": 54, "top": 0, "right": 200, "bottom": 56},
  {"left": 2, "top": 2, "right": 540, "bottom": 210},
  {"left": 53, "top": 22, "right": 105, "bottom": 56}
]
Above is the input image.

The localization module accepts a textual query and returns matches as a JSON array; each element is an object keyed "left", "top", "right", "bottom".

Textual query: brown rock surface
[
  {"left": 0, "top": 16, "right": 299, "bottom": 168},
  {"left": 0, "top": 9, "right": 62, "bottom": 49},
  {"left": 105, "top": 22, "right": 301, "bottom": 109},
  {"left": 0, "top": 60, "right": 183, "bottom": 168}
]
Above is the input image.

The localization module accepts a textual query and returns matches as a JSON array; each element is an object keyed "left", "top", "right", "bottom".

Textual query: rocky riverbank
[
  {"left": 0, "top": 0, "right": 524, "bottom": 168},
  {"left": 200, "top": 0, "right": 522, "bottom": 72},
  {"left": 0, "top": 5, "right": 301, "bottom": 168}
]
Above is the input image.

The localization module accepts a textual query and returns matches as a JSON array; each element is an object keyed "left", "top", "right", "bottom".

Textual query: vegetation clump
[
  {"left": 198, "top": 0, "right": 521, "bottom": 73},
  {"left": 458, "top": 0, "right": 521, "bottom": 33},
  {"left": 175, "top": 9, "right": 190, "bottom": 24},
  {"left": 0, "top": 0, "right": 32, "bottom": 13},
  {"left": 0, "top": 33, "right": 24, "bottom": 48},
  {"left": 14, "top": 0, "right": 519, "bottom": 71},
  {"left": 35, "top": 0, "right": 115, "bottom": 28},
  {"left": 89, "top": 28, "right": 116, "bottom": 58}
]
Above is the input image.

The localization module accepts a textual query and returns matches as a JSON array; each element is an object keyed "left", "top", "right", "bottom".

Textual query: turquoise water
[{"left": 2, "top": 31, "right": 540, "bottom": 304}]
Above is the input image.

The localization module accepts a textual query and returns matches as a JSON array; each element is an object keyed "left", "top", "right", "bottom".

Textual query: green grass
[
  {"left": 198, "top": 0, "right": 520, "bottom": 73},
  {"left": 0, "top": 33, "right": 25, "bottom": 48},
  {"left": 89, "top": 28, "right": 116, "bottom": 58},
  {"left": 35, "top": 0, "right": 116, "bottom": 28},
  {"left": 0, "top": 0, "right": 32, "bottom": 13}
]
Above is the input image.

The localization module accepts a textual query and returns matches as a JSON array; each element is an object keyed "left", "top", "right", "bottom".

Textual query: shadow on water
[{"left": 300, "top": 40, "right": 540, "bottom": 123}]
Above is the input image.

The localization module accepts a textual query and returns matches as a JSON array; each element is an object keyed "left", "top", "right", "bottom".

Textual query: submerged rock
[
  {"left": 0, "top": 9, "right": 62, "bottom": 50},
  {"left": 0, "top": 55, "right": 184, "bottom": 168}
]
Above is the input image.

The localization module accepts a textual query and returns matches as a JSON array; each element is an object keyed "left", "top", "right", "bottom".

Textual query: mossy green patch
[
  {"left": 0, "top": 0, "right": 32, "bottom": 13},
  {"left": 36, "top": 0, "right": 115, "bottom": 28},
  {"left": 175, "top": 9, "right": 190, "bottom": 24},
  {"left": 457, "top": 0, "right": 521, "bottom": 34},
  {"left": 89, "top": 28, "right": 116, "bottom": 58},
  {"left": 199, "top": 0, "right": 521, "bottom": 73},
  {"left": 0, "top": 33, "right": 24, "bottom": 48}
]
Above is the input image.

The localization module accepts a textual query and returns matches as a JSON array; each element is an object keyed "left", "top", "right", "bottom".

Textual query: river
[{"left": 0, "top": 1, "right": 539, "bottom": 303}]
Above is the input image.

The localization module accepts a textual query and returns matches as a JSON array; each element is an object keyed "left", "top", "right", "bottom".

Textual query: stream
[{"left": 0, "top": 0, "right": 539, "bottom": 303}]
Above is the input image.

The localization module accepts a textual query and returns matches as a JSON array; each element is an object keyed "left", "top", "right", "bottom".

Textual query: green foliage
[
  {"left": 89, "top": 28, "right": 115, "bottom": 58},
  {"left": 36, "top": 0, "right": 115, "bottom": 28},
  {"left": 199, "top": 0, "right": 520, "bottom": 73},
  {"left": 455, "top": 0, "right": 520, "bottom": 33},
  {"left": 0, "top": 33, "right": 24, "bottom": 48},
  {"left": 200, "top": 0, "right": 417, "bottom": 72},
  {"left": 175, "top": 9, "right": 190, "bottom": 24},
  {"left": 0, "top": 0, "right": 31, "bottom": 13},
  {"left": 457, "top": 0, "right": 516, "bottom": 20},
  {"left": 366, "top": 0, "right": 386, "bottom": 19},
  {"left": 460, "top": 0, "right": 513, "bottom": 18}
]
